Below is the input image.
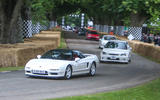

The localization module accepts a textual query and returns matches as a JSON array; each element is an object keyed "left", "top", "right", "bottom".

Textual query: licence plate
[
  {"left": 32, "top": 70, "right": 45, "bottom": 74},
  {"left": 111, "top": 56, "right": 116, "bottom": 60}
]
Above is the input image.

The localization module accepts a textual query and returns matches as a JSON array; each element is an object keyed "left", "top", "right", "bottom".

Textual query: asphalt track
[{"left": 0, "top": 31, "right": 160, "bottom": 100}]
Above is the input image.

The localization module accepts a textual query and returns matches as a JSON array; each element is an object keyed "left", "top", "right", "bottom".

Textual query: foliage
[
  {"left": 29, "top": 0, "right": 160, "bottom": 26},
  {"left": 31, "top": 0, "right": 55, "bottom": 24}
]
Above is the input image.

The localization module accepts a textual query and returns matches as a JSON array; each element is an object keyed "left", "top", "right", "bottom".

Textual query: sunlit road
[{"left": 0, "top": 31, "right": 160, "bottom": 100}]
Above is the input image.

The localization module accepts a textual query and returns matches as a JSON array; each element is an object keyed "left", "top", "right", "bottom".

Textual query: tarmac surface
[{"left": 0, "top": 31, "right": 160, "bottom": 100}]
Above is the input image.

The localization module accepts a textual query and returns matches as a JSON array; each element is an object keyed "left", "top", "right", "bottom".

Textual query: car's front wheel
[
  {"left": 89, "top": 63, "right": 96, "bottom": 76},
  {"left": 64, "top": 66, "right": 72, "bottom": 79}
]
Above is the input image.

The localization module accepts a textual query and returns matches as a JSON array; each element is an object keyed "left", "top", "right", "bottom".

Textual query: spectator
[
  {"left": 154, "top": 34, "right": 158, "bottom": 45},
  {"left": 141, "top": 33, "right": 145, "bottom": 42},
  {"left": 143, "top": 34, "right": 148, "bottom": 42},
  {"left": 147, "top": 34, "right": 152, "bottom": 43},
  {"left": 158, "top": 35, "right": 160, "bottom": 46}
]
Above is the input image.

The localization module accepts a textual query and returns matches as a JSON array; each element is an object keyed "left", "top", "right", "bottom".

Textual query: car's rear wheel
[
  {"left": 129, "top": 58, "right": 131, "bottom": 62},
  {"left": 64, "top": 66, "right": 72, "bottom": 79},
  {"left": 89, "top": 63, "right": 96, "bottom": 76}
]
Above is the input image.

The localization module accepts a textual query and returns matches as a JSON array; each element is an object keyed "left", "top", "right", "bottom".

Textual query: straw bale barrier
[
  {"left": 0, "top": 30, "right": 61, "bottom": 67},
  {"left": 34, "top": 34, "right": 60, "bottom": 47},
  {"left": 49, "top": 27, "right": 62, "bottom": 31},
  {"left": 16, "top": 41, "right": 57, "bottom": 66},
  {"left": 100, "top": 32, "right": 160, "bottom": 62}
]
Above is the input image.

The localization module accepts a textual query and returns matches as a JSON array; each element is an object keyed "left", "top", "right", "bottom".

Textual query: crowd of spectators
[{"left": 141, "top": 33, "right": 160, "bottom": 46}]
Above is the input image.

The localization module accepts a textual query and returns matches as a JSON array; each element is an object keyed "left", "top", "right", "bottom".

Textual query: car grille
[
  {"left": 108, "top": 57, "right": 119, "bottom": 60},
  {"left": 109, "top": 53, "right": 119, "bottom": 56},
  {"left": 50, "top": 73, "right": 58, "bottom": 75}
]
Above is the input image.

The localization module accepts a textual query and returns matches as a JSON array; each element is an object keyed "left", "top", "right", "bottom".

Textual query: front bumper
[
  {"left": 100, "top": 54, "right": 129, "bottom": 63},
  {"left": 25, "top": 70, "right": 65, "bottom": 78},
  {"left": 87, "top": 36, "right": 99, "bottom": 40}
]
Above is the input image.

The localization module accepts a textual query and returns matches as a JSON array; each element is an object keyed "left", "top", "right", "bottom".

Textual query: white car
[
  {"left": 99, "top": 35, "right": 117, "bottom": 49},
  {"left": 25, "top": 49, "right": 99, "bottom": 79},
  {"left": 100, "top": 40, "right": 132, "bottom": 63}
]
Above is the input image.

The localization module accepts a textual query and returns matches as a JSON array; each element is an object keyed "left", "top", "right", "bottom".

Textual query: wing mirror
[
  {"left": 75, "top": 58, "right": 80, "bottom": 62},
  {"left": 37, "top": 55, "right": 41, "bottom": 59}
]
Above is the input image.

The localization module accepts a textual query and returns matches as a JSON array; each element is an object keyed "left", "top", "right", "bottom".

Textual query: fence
[
  {"left": 94, "top": 24, "right": 142, "bottom": 40},
  {"left": 20, "top": 20, "right": 143, "bottom": 40},
  {"left": 19, "top": 19, "right": 57, "bottom": 38}
]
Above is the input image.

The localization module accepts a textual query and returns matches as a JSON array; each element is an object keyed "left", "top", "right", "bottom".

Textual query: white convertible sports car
[
  {"left": 25, "top": 49, "right": 99, "bottom": 79},
  {"left": 100, "top": 40, "right": 132, "bottom": 63},
  {"left": 99, "top": 35, "right": 117, "bottom": 49}
]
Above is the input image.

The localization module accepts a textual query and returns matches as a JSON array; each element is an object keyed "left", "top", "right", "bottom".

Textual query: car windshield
[
  {"left": 104, "top": 36, "right": 116, "bottom": 40},
  {"left": 88, "top": 31, "right": 98, "bottom": 34},
  {"left": 41, "top": 50, "right": 73, "bottom": 60},
  {"left": 104, "top": 42, "right": 127, "bottom": 50}
]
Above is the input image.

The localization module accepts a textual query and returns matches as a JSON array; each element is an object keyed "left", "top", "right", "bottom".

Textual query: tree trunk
[
  {"left": 130, "top": 13, "right": 148, "bottom": 27},
  {"left": 0, "top": 0, "right": 24, "bottom": 44}
]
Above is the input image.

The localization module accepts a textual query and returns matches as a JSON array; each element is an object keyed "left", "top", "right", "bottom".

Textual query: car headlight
[
  {"left": 121, "top": 53, "right": 127, "bottom": 56},
  {"left": 25, "top": 67, "right": 30, "bottom": 70}
]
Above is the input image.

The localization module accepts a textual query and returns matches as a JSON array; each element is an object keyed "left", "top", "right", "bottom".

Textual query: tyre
[
  {"left": 129, "top": 58, "right": 131, "bottom": 62},
  {"left": 89, "top": 63, "right": 96, "bottom": 76},
  {"left": 64, "top": 66, "right": 72, "bottom": 79}
]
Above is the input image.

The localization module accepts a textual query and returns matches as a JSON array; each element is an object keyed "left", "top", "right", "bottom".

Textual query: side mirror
[
  {"left": 37, "top": 55, "right": 41, "bottom": 59},
  {"left": 75, "top": 58, "right": 80, "bottom": 62}
]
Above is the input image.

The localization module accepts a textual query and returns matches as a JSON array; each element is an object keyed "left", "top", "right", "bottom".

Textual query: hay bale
[
  {"left": 40, "top": 31, "right": 61, "bottom": 37},
  {"left": 40, "top": 31, "right": 61, "bottom": 34},
  {"left": 49, "top": 27, "right": 62, "bottom": 31},
  {"left": 0, "top": 41, "right": 57, "bottom": 67},
  {"left": 0, "top": 30, "right": 61, "bottom": 67},
  {"left": 0, "top": 49, "right": 17, "bottom": 67},
  {"left": 34, "top": 34, "right": 60, "bottom": 46},
  {"left": 16, "top": 41, "right": 56, "bottom": 66}
]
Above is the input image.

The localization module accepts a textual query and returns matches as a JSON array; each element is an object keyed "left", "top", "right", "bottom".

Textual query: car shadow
[
  {"left": 100, "top": 61, "right": 130, "bottom": 64},
  {"left": 26, "top": 73, "right": 103, "bottom": 80}
]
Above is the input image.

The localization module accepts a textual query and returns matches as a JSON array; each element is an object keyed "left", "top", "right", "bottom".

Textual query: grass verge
[
  {"left": 0, "top": 66, "right": 24, "bottom": 72},
  {"left": 48, "top": 78, "right": 160, "bottom": 100},
  {"left": 58, "top": 31, "right": 67, "bottom": 49}
]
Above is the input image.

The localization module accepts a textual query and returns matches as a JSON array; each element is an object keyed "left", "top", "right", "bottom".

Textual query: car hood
[
  {"left": 103, "top": 48, "right": 129, "bottom": 54},
  {"left": 101, "top": 40, "right": 109, "bottom": 44},
  {"left": 25, "top": 59, "right": 72, "bottom": 69}
]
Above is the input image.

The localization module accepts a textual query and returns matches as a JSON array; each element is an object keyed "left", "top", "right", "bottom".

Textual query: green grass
[
  {"left": 58, "top": 37, "right": 67, "bottom": 49},
  {"left": 48, "top": 78, "right": 160, "bottom": 100},
  {"left": 58, "top": 31, "right": 67, "bottom": 49},
  {"left": 0, "top": 66, "right": 24, "bottom": 72}
]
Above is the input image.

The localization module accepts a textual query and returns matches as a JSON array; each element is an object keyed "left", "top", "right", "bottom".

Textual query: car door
[
  {"left": 73, "top": 51, "right": 88, "bottom": 72},
  {"left": 77, "top": 57, "right": 89, "bottom": 71}
]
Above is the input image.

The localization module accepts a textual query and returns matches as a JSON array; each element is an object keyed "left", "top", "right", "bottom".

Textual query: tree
[{"left": 0, "top": 0, "right": 24, "bottom": 44}]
